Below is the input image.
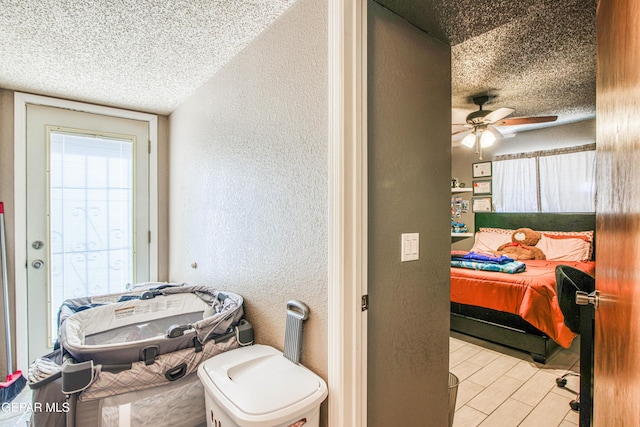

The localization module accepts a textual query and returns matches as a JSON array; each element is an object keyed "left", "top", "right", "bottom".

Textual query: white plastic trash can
[{"left": 197, "top": 344, "right": 328, "bottom": 427}]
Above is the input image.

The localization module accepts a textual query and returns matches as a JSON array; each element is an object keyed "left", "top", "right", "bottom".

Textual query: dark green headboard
[{"left": 474, "top": 212, "right": 596, "bottom": 258}]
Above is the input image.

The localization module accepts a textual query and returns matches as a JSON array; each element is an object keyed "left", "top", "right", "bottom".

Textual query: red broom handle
[{"left": 0, "top": 201, "right": 13, "bottom": 373}]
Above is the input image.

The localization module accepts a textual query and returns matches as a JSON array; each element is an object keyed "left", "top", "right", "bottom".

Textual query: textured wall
[
  {"left": 168, "top": 0, "right": 327, "bottom": 384},
  {"left": 156, "top": 115, "right": 170, "bottom": 281},
  {"left": 367, "top": 3, "right": 451, "bottom": 426},
  {"left": 0, "top": 89, "right": 15, "bottom": 376}
]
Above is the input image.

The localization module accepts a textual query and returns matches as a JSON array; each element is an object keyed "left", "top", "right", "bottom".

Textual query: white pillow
[
  {"left": 470, "top": 231, "right": 512, "bottom": 254},
  {"left": 541, "top": 230, "right": 594, "bottom": 259},
  {"left": 536, "top": 235, "right": 591, "bottom": 261}
]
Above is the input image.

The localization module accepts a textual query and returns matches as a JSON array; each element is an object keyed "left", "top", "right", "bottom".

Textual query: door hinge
[
  {"left": 148, "top": 231, "right": 151, "bottom": 244},
  {"left": 148, "top": 140, "right": 151, "bottom": 154},
  {"left": 361, "top": 295, "right": 369, "bottom": 311}
]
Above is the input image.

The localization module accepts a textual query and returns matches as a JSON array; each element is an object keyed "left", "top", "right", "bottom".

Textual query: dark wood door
[{"left": 594, "top": 0, "right": 640, "bottom": 425}]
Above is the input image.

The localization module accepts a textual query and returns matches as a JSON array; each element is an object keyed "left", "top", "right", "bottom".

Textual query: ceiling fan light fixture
[
  {"left": 461, "top": 132, "right": 476, "bottom": 148},
  {"left": 480, "top": 130, "right": 496, "bottom": 147},
  {"left": 452, "top": 94, "right": 560, "bottom": 146}
]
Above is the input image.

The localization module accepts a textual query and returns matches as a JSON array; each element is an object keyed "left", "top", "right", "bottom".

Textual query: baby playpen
[{"left": 28, "top": 282, "right": 253, "bottom": 427}]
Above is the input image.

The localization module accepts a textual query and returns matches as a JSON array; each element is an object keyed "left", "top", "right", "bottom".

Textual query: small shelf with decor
[
  {"left": 451, "top": 187, "right": 473, "bottom": 194},
  {"left": 451, "top": 186, "right": 473, "bottom": 239},
  {"left": 451, "top": 232, "right": 474, "bottom": 238}
]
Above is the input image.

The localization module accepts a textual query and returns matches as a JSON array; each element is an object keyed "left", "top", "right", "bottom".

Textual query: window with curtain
[
  {"left": 539, "top": 150, "right": 596, "bottom": 212},
  {"left": 492, "top": 145, "right": 596, "bottom": 213},
  {"left": 493, "top": 157, "right": 537, "bottom": 212}
]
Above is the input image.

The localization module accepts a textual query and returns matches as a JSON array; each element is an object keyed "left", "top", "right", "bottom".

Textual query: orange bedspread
[{"left": 451, "top": 260, "right": 595, "bottom": 348}]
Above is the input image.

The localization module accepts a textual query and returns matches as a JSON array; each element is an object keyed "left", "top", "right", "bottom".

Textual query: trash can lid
[{"left": 198, "top": 344, "right": 327, "bottom": 417}]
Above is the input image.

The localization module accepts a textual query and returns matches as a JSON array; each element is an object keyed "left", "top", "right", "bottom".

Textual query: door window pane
[{"left": 49, "top": 131, "right": 134, "bottom": 341}]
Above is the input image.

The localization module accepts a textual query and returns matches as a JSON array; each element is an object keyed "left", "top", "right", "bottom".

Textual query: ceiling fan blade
[
  {"left": 482, "top": 107, "right": 515, "bottom": 124},
  {"left": 495, "top": 116, "right": 558, "bottom": 126},
  {"left": 487, "top": 126, "right": 504, "bottom": 139}
]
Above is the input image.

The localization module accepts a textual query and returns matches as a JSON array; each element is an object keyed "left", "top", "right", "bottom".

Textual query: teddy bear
[{"left": 494, "top": 227, "right": 546, "bottom": 260}]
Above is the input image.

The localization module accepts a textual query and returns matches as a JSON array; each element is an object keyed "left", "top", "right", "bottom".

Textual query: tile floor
[
  {"left": 450, "top": 331, "right": 581, "bottom": 427},
  {"left": 0, "top": 333, "right": 581, "bottom": 427}
]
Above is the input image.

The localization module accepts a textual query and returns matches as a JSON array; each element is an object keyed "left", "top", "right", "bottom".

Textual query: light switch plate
[{"left": 401, "top": 233, "right": 419, "bottom": 262}]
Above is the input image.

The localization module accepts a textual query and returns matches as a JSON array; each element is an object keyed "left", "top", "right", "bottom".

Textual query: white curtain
[
  {"left": 539, "top": 150, "right": 596, "bottom": 212},
  {"left": 493, "top": 158, "right": 537, "bottom": 212}
]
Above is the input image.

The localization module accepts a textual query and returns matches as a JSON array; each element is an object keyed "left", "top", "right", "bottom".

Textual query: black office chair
[{"left": 555, "top": 265, "right": 595, "bottom": 427}]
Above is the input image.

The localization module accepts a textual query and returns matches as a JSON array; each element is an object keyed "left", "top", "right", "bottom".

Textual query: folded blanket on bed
[
  {"left": 451, "top": 251, "right": 514, "bottom": 264},
  {"left": 450, "top": 259, "right": 527, "bottom": 274}
]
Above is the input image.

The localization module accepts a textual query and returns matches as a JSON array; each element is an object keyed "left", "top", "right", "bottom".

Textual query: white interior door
[{"left": 25, "top": 104, "right": 150, "bottom": 361}]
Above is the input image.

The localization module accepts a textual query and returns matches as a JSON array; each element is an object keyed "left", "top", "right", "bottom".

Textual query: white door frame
[
  {"left": 327, "top": 0, "right": 368, "bottom": 426},
  {"left": 13, "top": 92, "right": 159, "bottom": 370}
]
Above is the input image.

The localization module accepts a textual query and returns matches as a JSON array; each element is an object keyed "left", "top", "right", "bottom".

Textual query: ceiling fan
[{"left": 452, "top": 95, "right": 558, "bottom": 159}]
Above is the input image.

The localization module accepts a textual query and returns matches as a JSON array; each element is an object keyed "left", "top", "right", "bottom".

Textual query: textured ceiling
[
  {"left": 0, "top": 0, "right": 297, "bottom": 114},
  {"left": 376, "top": 0, "right": 597, "bottom": 135},
  {"left": 0, "top": 0, "right": 596, "bottom": 123}
]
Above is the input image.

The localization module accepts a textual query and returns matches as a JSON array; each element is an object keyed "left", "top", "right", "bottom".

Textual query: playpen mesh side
[
  {"left": 94, "top": 374, "right": 205, "bottom": 427},
  {"left": 80, "top": 335, "right": 237, "bottom": 401}
]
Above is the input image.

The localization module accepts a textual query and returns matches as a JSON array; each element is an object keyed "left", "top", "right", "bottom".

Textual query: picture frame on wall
[
  {"left": 472, "top": 161, "right": 492, "bottom": 178},
  {"left": 472, "top": 197, "right": 492, "bottom": 212},
  {"left": 472, "top": 180, "right": 492, "bottom": 195}
]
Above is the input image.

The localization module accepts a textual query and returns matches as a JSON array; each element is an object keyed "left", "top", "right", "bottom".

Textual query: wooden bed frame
[{"left": 450, "top": 212, "right": 596, "bottom": 363}]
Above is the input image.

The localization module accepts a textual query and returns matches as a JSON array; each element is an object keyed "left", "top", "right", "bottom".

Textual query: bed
[{"left": 450, "top": 212, "right": 596, "bottom": 363}]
